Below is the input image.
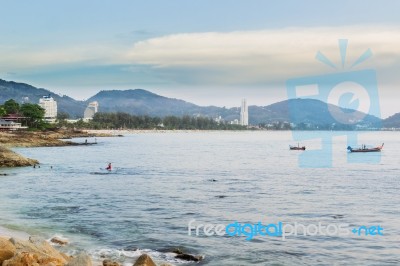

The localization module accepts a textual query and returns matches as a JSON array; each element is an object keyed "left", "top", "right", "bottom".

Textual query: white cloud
[
  {"left": 0, "top": 44, "right": 124, "bottom": 71},
  {"left": 3, "top": 25, "right": 400, "bottom": 81},
  {"left": 127, "top": 25, "right": 400, "bottom": 84}
]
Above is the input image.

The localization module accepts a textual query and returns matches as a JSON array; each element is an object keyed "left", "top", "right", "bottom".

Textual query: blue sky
[{"left": 1, "top": 0, "right": 400, "bottom": 117}]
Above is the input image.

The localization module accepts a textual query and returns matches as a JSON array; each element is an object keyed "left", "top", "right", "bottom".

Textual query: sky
[{"left": 0, "top": 0, "right": 400, "bottom": 118}]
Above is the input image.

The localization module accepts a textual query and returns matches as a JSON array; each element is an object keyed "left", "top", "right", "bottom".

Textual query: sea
[{"left": 0, "top": 131, "right": 399, "bottom": 265}]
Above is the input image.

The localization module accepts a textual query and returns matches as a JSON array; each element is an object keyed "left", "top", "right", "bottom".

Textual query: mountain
[
  {"left": 82, "top": 90, "right": 382, "bottom": 127},
  {"left": 86, "top": 89, "right": 220, "bottom": 117},
  {"left": 251, "top": 98, "right": 381, "bottom": 127},
  {"left": 383, "top": 113, "right": 400, "bottom": 128},
  {"left": 0, "top": 78, "right": 384, "bottom": 127},
  {"left": 0, "top": 79, "right": 85, "bottom": 118}
]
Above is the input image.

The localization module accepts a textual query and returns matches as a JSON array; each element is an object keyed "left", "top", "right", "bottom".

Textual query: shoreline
[
  {"left": 0, "top": 130, "right": 114, "bottom": 168},
  {"left": 0, "top": 130, "right": 113, "bottom": 149},
  {"left": 0, "top": 146, "right": 38, "bottom": 167},
  {"left": 0, "top": 129, "right": 204, "bottom": 263},
  {"left": 0, "top": 227, "right": 192, "bottom": 266},
  {"left": 0, "top": 226, "right": 174, "bottom": 266}
]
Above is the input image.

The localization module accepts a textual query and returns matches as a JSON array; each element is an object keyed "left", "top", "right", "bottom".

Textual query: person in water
[{"left": 106, "top": 163, "right": 112, "bottom": 171}]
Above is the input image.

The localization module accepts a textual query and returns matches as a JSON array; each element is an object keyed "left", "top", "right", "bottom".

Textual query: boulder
[
  {"left": 172, "top": 249, "right": 203, "bottom": 262},
  {"left": 3, "top": 237, "right": 68, "bottom": 266},
  {"left": 103, "top": 258, "right": 120, "bottom": 266},
  {"left": 50, "top": 237, "right": 68, "bottom": 246},
  {"left": 175, "top": 253, "right": 203, "bottom": 262},
  {"left": 0, "top": 237, "right": 16, "bottom": 264},
  {"left": 2, "top": 251, "right": 39, "bottom": 266},
  {"left": 66, "top": 252, "right": 92, "bottom": 266},
  {"left": 133, "top": 254, "right": 156, "bottom": 266},
  {"left": 2, "top": 251, "right": 63, "bottom": 266}
]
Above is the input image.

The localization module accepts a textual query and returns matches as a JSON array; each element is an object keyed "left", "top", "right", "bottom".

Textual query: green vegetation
[
  {"left": 0, "top": 106, "right": 6, "bottom": 117},
  {"left": 1, "top": 99, "right": 47, "bottom": 129},
  {"left": 20, "top": 103, "right": 46, "bottom": 129},
  {"left": 60, "top": 112, "right": 246, "bottom": 130},
  {"left": 4, "top": 99, "right": 20, "bottom": 114}
]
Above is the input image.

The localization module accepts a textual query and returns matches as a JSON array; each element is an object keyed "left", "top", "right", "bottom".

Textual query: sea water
[{"left": 0, "top": 131, "right": 399, "bottom": 265}]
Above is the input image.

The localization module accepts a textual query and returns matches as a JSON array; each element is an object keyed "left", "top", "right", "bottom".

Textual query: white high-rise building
[
  {"left": 84, "top": 101, "right": 99, "bottom": 120},
  {"left": 240, "top": 99, "right": 248, "bottom": 126},
  {"left": 39, "top": 96, "right": 57, "bottom": 119}
]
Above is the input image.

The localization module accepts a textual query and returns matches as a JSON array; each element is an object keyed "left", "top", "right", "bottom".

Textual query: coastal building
[
  {"left": 215, "top": 116, "right": 223, "bottom": 124},
  {"left": 84, "top": 101, "right": 99, "bottom": 120},
  {"left": 0, "top": 118, "right": 27, "bottom": 131},
  {"left": 230, "top": 119, "right": 239, "bottom": 125},
  {"left": 39, "top": 95, "right": 57, "bottom": 121},
  {"left": 240, "top": 99, "right": 248, "bottom": 126},
  {"left": 22, "top": 96, "right": 30, "bottom": 103}
]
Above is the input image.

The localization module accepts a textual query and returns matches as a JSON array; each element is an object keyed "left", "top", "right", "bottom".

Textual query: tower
[
  {"left": 39, "top": 95, "right": 57, "bottom": 120},
  {"left": 84, "top": 101, "right": 99, "bottom": 119},
  {"left": 240, "top": 99, "right": 248, "bottom": 126}
]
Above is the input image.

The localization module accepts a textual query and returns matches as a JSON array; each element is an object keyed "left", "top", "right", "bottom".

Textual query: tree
[
  {"left": 20, "top": 103, "right": 45, "bottom": 128},
  {"left": 4, "top": 99, "right": 20, "bottom": 114},
  {"left": 0, "top": 106, "right": 6, "bottom": 117},
  {"left": 57, "top": 112, "right": 70, "bottom": 121}
]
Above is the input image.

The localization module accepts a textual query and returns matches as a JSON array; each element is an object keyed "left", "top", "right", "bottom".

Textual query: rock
[
  {"left": 60, "top": 252, "right": 71, "bottom": 261},
  {"left": 175, "top": 253, "right": 203, "bottom": 262},
  {"left": 2, "top": 251, "right": 64, "bottom": 266},
  {"left": 3, "top": 237, "right": 68, "bottom": 266},
  {"left": 103, "top": 258, "right": 120, "bottom": 266},
  {"left": 159, "top": 264, "right": 174, "bottom": 266},
  {"left": 0, "top": 237, "right": 16, "bottom": 264},
  {"left": 0, "top": 146, "right": 38, "bottom": 167},
  {"left": 66, "top": 252, "right": 92, "bottom": 266},
  {"left": 171, "top": 248, "right": 183, "bottom": 255},
  {"left": 133, "top": 254, "right": 156, "bottom": 266},
  {"left": 172, "top": 249, "right": 203, "bottom": 262},
  {"left": 2, "top": 252, "right": 39, "bottom": 266},
  {"left": 50, "top": 237, "right": 68, "bottom": 246}
]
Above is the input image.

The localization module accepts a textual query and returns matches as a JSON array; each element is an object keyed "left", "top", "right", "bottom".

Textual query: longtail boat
[
  {"left": 347, "top": 143, "right": 384, "bottom": 153},
  {"left": 290, "top": 144, "right": 306, "bottom": 151}
]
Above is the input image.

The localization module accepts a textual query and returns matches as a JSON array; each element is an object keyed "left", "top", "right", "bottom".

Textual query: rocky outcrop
[
  {"left": 0, "top": 236, "right": 93, "bottom": 266},
  {"left": 103, "top": 259, "right": 120, "bottom": 266},
  {"left": 0, "top": 131, "right": 111, "bottom": 148},
  {"left": 0, "top": 237, "right": 16, "bottom": 264},
  {"left": 50, "top": 237, "right": 68, "bottom": 246},
  {"left": 65, "top": 253, "right": 92, "bottom": 266},
  {"left": 0, "top": 146, "right": 38, "bottom": 167},
  {"left": 133, "top": 254, "right": 156, "bottom": 266},
  {"left": 2, "top": 237, "right": 68, "bottom": 266},
  {"left": 172, "top": 249, "right": 203, "bottom": 262}
]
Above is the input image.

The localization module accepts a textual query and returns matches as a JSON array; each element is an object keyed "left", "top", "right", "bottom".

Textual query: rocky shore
[
  {"left": 0, "top": 130, "right": 112, "bottom": 168},
  {"left": 0, "top": 236, "right": 168, "bottom": 266},
  {"left": 0, "top": 130, "right": 111, "bottom": 148},
  {"left": 0, "top": 146, "right": 38, "bottom": 168}
]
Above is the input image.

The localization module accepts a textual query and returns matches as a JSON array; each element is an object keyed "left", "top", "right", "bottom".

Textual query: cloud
[
  {"left": 2, "top": 25, "right": 400, "bottom": 84},
  {"left": 127, "top": 25, "right": 400, "bottom": 85},
  {"left": 0, "top": 44, "right": 124, "bottom": 72}
]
